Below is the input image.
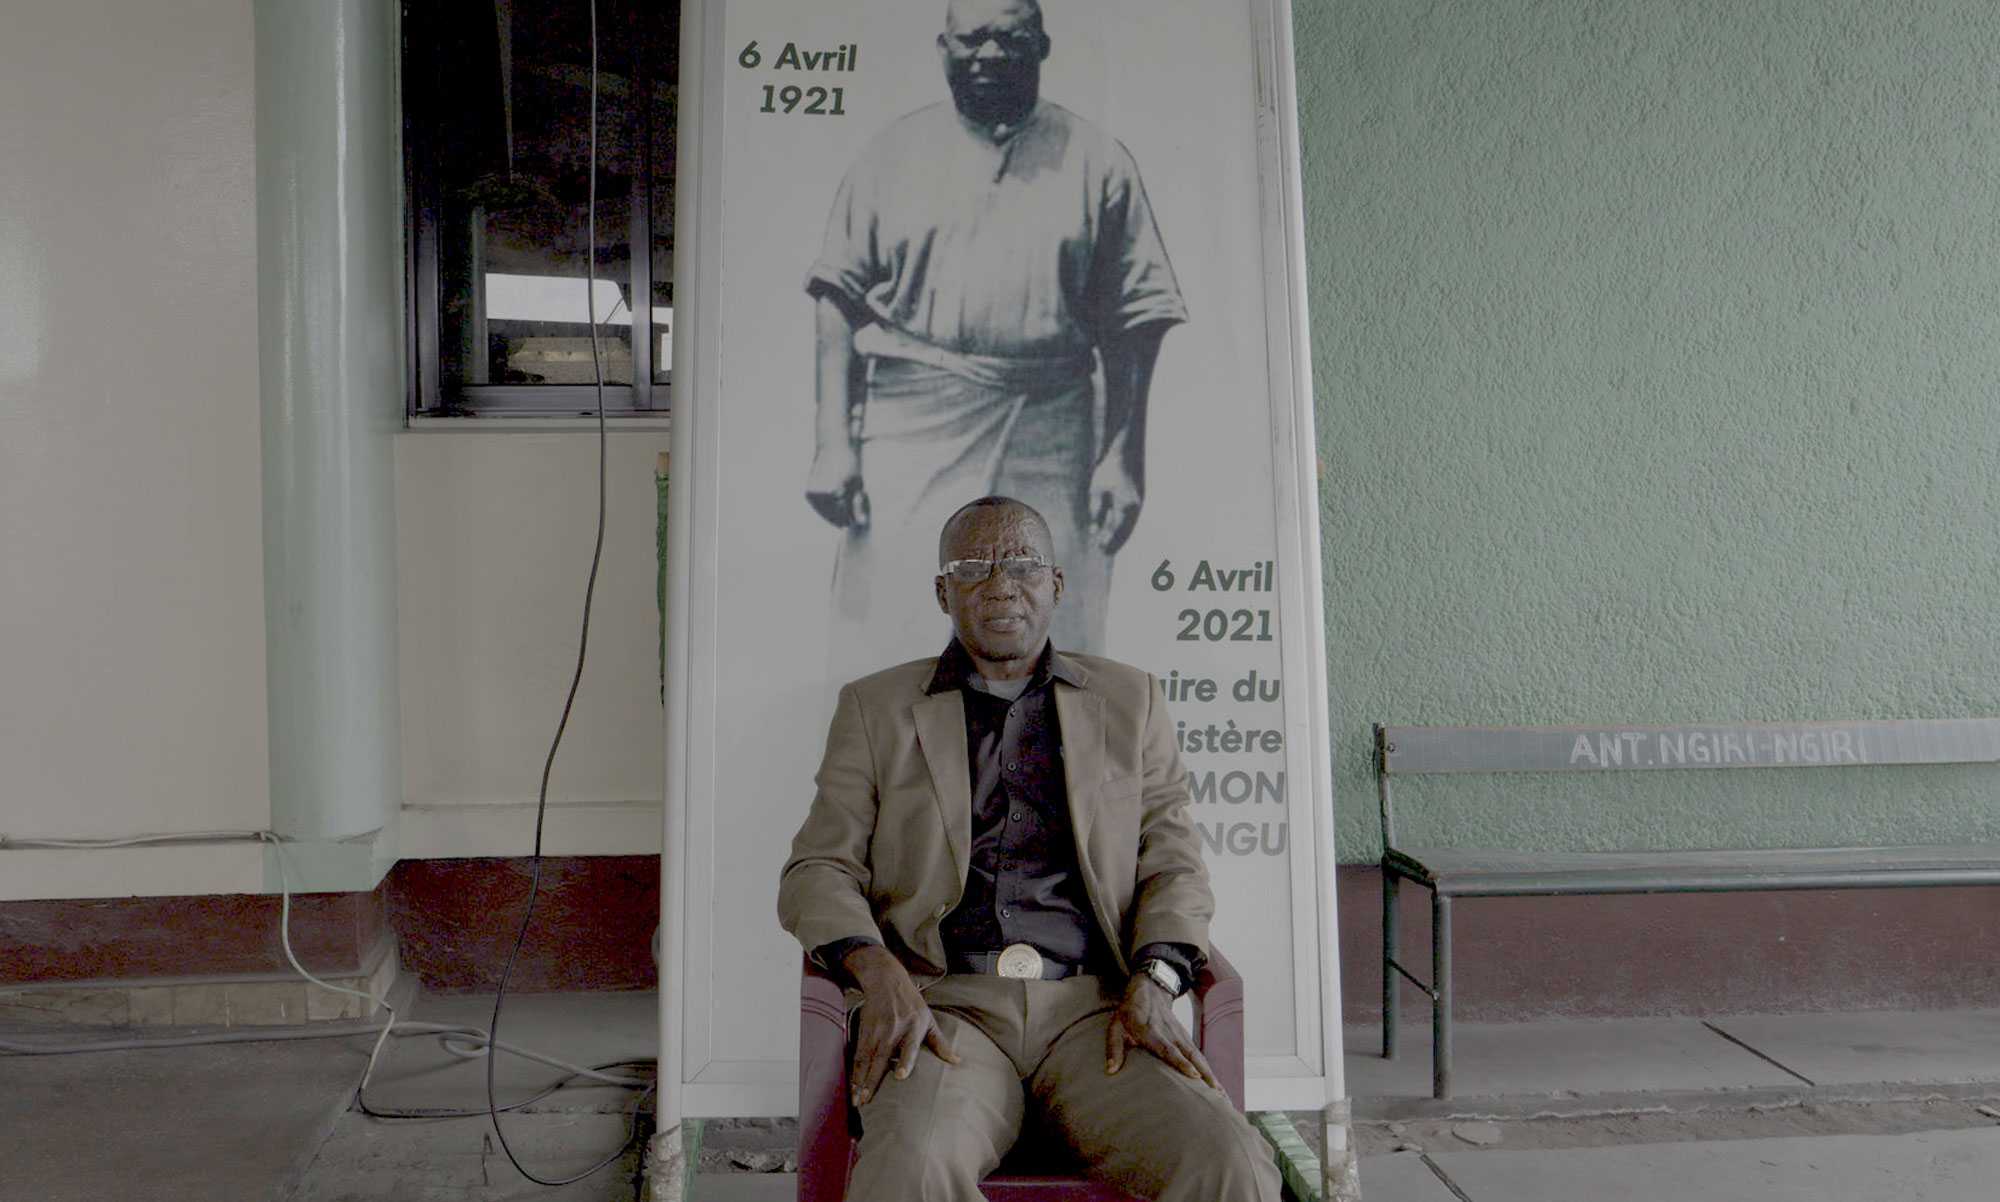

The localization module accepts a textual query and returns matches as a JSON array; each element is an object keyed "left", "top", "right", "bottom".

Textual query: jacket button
[{"left": 935, "top": 903, "right": 950, "bottom": 918}]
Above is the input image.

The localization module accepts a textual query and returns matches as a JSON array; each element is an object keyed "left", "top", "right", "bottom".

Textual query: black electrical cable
[
  {"left": 364, "top": 1057, "right": 654, "bottom": 1121},
  {"left": 483, "top": 0, "right": 633, "bottom": 1186}
]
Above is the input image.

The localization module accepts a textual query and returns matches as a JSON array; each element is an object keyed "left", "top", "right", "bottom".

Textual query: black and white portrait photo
[
  {"left": 802, "top": 0, "right": 1186, "bottom": 680},
  {"left": 680, "top": 0, "right": 1327, "bottom": 1097}
]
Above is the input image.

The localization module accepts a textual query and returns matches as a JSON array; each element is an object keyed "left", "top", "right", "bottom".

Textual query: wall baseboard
[
  {"left": 0, "top": 856, "right": 658, "bottom": 999},
  {"left": 1337, "top": 864, "right": 2000, "bottom": 1022},
  {"left": 9, "top": 858, "right": 1996, "bottom": 1019},
  {"left": 0, "top": 932, "right": 400, "bottom": 1027}
]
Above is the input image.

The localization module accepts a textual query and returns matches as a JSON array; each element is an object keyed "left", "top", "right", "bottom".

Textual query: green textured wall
[{"left": 1297, "top": 0, "right": 2000, "bottom": 861}]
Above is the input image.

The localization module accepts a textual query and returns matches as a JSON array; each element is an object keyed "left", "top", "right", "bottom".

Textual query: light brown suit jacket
[{"left": 778, "top": 649, "right": 1213, "bottom": 982}]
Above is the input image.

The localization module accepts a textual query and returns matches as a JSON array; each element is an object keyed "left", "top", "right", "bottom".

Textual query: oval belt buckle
[{"left": 996, "top": 943, "right": 1043, "bottom": 980}]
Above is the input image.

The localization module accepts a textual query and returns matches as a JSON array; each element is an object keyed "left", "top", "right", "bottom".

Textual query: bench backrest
[{"left": 1373, "top": 719, "right": 2000, "bottom": 849}]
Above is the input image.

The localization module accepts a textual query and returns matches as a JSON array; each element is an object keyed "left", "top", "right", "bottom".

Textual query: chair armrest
[
  {"left": 799, "top": 955, "right": 855, "bottom": 1200},
  {"left": 1192, "top": 945, "right": 1246, "bottom": 1110}
]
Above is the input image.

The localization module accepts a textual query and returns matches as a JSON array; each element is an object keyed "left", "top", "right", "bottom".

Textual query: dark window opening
[{"left": 404, "top": 0, "right": 678, "bottom": 416}]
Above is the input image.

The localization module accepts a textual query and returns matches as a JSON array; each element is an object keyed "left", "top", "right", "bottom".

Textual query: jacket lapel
[
  {"left": 1055, "top": 684, "right": 1107, "bottom": 888},
  {"left": 912, "top": 690, "right": 971, "bottom": 884}
]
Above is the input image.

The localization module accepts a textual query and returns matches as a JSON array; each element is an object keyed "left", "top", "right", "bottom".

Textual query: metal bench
[{"left": 1374, "top": 718, "right": 2000, "bottom": 1099}]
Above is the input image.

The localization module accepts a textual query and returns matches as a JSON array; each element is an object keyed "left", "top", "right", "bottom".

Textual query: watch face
[{"left": 1146, "top": 960, "right": 1181, "bottom": 996}]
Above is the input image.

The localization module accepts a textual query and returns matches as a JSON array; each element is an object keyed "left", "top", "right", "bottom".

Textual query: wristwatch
[{"left": 1139, "top": 957, "right": 1187, "bottom": 999}]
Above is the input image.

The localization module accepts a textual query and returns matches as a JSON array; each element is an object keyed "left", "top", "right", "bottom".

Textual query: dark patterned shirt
[
  {"left": 818, "top": 640, "right": 1198, "bottom": 990},
  {"left": 930, "top": 638, "right": 1105, "bottom": 970}
]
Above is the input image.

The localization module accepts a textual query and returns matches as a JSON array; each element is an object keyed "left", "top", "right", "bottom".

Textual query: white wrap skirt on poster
[{"left": 827, "top": 324, "right": 1110, "bottom": 681}]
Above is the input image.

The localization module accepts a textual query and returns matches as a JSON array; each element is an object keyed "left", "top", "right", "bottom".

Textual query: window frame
[{"left": 402, "top": 1, "right": 674, "bottom": 418}]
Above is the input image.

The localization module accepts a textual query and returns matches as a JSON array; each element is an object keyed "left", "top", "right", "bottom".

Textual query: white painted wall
[
  {"left": 0, "top": 1, "right": 667, "bottom": 898},
  {"left": 396, "top": 429, "right": 670, "bottom": 856},
  {"left": 0, "top": 0, "right": 270, "bottom": 892}
]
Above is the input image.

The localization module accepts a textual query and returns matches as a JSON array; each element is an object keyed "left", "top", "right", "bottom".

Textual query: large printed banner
[{"left": 663, "top": 0, "right": 1339, "bottom": 1116}]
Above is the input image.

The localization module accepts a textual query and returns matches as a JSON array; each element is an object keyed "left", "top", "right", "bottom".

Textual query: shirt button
[
  {"left": 1007, "top": 762, "right": 1019, "bottom": 772},
  {"left": 1001, "top": 908, "right": 1012, "bottom": 918},
  {"left": 1010, "top": 812, "right": 1022, "bottom": 822}
]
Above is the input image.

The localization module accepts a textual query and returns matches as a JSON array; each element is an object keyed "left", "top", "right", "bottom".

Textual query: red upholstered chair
[{"left": 798, "top": 948, "right": 1246, "bottom": 1202}]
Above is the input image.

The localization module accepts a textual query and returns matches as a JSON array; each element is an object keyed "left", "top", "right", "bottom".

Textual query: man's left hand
[
  {"left": 1105, "top": 971, "right": 1220, "bottom": 1089},
  {"left": 1088, "top": 455, "right": 1144, "bottom": 555}
]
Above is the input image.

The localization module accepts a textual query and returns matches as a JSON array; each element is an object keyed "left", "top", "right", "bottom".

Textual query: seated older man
[{"left": 779, "top": 496, "right": 1280, "bottom": 1201}]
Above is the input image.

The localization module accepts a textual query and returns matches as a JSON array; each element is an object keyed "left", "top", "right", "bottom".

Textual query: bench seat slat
[{"left": 1389, "top": 844, "right": 2000, "bottom": 897}]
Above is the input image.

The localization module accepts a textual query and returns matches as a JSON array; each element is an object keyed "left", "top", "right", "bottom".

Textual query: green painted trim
[
  {"left": 682, "top": 1117, "right": 703, "bottom": 1200},
  {"left": 639, "top": 1119, "right": 701, "bottom": 1202},
  {"left": 668, "top": 458, "right": 684, "bottom": 704},
  {"left": 1253, "top": 1111, "right": 1323, "bottom": 1202}
]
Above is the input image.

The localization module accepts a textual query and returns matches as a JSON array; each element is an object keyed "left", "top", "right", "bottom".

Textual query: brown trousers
[{"left": 848, "top": 974, "right": 1281, "bottom": 1202}]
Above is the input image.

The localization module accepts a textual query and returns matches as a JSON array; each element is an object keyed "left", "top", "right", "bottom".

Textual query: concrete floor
[
  {"left": 8, "top": 996, "right": 2000, "bottom": 1200},
  {"left": 0, "top": 989, "right": 656, "bottom": 1202},
  {"left": 1347, "top": 1008, "right": 2000, "bottom": 1116},
  {"left": 1340, "top": 1007, "right": 2000, "bottom": 1202},
  {"left": 2, "top": 1036, "right": 363, "bottom": 1202},
  {"left": 694, "top": 1007, "right": 2000, "bottom": 1201},
  {"left": 1413, "top": 1127, "right": 2000, "bottom": 1202},
  {"left": 1346, "top": 1015, "right": 1802, "bottom": 1106},
  {"left": 691, "top": 1122, "right": 2000, "bottom": 1202}
]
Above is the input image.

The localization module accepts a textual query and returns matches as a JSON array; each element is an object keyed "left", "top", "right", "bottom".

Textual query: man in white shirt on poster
[{"left": 803, "top": 0, "right": 1187, "bottom": 680}]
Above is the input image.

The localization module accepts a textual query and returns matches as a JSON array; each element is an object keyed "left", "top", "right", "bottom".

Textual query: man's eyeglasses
[
  {"left": 942, "top": 30, "right": 1043, "bottom": 58},
  {"left": 939, "top": 555, "right": 1053, "bottom": 585}
]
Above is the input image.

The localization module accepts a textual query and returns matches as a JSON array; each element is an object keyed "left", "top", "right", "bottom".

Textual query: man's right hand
[
  {"left": 843, "top": 943, "right": 958, "bottom": 1106},
  {"left": 805, "top": 443, "right": 870, "bottom": 530}
]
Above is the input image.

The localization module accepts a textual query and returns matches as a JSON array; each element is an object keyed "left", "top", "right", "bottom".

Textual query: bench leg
[
  {"left": 1432, "top": 892, "right": 1453, "bottom": 1100},
  {"left": 1382, "top": 870, "right": 1400, "bottom": 1060}
]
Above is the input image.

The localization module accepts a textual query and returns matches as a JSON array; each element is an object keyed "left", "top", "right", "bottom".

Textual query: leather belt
[{"left": 954, "top": 943, "right": 1081, "bottom": 981}]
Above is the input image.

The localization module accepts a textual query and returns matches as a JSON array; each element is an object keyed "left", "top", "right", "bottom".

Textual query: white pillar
[{"left": 253, "top": 0, "right": 403, "bottom": 862}]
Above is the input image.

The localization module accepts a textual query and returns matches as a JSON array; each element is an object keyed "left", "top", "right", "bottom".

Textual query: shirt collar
[
  {"left": 925, "top": 637, "right": 1087, "bottom": 696},
  {"left": 956, "top": 99, "right": 1046, "bottom": 146}
]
